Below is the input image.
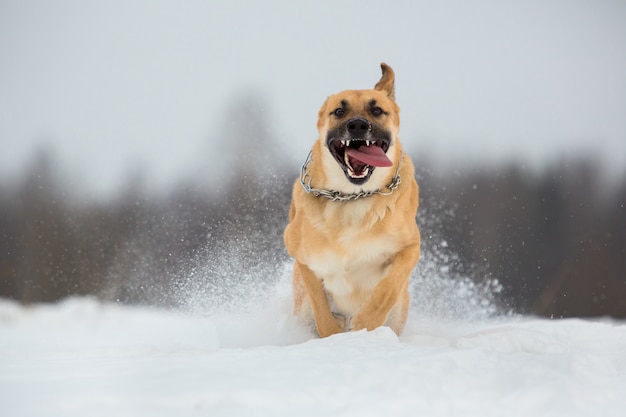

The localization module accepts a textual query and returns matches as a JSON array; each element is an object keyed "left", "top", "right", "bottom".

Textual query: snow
[{"left": 2, "top": 293, "right": 625, "bottom": 417}]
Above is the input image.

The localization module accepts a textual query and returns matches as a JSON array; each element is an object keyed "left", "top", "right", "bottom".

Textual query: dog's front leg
[
  {"left": 297, "top": 261, "right": 345, "bottom": 337},
  {"left": 350, "top": 243, "right": 420, "bottom": 332}
]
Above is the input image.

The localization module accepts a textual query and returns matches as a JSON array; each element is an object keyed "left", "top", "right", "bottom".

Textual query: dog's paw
[
  {"left": 348, "top": 316, "right": 360, "bottom": 331},
  {"left": 332, "top": 312, "right": 347, "bottom": 331},
  {"left": 349, "top": 314, "right": 379, "bottom": 332},
  {"left": 316, "top": 313, "right": 346, "bottom": 337}
]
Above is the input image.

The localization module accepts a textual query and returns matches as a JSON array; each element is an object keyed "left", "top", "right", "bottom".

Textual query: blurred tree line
[{"left": 1, "top": 95, "right": 625, "bottom": 318}]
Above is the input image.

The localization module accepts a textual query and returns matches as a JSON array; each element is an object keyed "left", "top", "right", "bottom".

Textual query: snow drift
[{"left": 2, "top": 288, "right": 626, "bottom": 417}]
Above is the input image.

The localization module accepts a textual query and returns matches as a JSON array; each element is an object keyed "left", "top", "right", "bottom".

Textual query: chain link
[{"left": 299, "top": 151, "right": 402, "bottom": 202}]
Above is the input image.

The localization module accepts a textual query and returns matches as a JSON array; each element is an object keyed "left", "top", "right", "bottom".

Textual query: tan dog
[{"left": 284, "top": 63, "right": 420, "bottom": 337}]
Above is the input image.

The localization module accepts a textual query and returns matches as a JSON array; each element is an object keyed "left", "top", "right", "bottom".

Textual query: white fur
[{"left": 305, "top": 223, "right": 401, "bottom": 318}]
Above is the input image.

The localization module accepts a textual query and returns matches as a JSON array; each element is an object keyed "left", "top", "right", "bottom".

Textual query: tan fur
[{"left": 284, "top": 63, "right": 420, "bottom": 337}]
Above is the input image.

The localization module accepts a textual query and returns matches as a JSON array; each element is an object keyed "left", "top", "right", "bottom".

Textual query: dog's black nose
[{"left": 346, "top": 118, "right": 371, "bottom": 137}]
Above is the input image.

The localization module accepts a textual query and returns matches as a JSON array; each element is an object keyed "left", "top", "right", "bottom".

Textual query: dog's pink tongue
[{"left": 346, "top": 145, "right": 393, "bottom": 167}]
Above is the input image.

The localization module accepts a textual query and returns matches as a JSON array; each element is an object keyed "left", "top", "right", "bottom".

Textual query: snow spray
[{"left": 173, "top": 176, "right": 507, "bottom": 323}]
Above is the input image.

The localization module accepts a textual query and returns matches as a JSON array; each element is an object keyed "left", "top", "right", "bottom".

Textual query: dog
[{"left": 284, "top": 63, "right": 420, "bottom": 337}]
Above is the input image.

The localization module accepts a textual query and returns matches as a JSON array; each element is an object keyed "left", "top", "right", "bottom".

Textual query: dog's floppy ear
[{"left": 374, "top": 62, "right": 395, "bottom": 101}]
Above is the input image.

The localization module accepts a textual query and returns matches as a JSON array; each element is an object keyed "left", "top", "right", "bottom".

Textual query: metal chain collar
[{"left": 299, "top": 151, "right": 402, "bottom": 202}]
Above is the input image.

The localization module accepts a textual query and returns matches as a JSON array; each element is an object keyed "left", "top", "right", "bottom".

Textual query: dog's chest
[
  {"left": 307, "top": 226, "right": 398, "bottom": 297},
  {"left": 299, "top": 197, "right": 404, "bottom": 312}
]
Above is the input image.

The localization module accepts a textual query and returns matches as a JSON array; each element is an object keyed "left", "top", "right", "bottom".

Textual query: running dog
[{"left": 284, "top": 63, "right": 420, "bottom": 337}]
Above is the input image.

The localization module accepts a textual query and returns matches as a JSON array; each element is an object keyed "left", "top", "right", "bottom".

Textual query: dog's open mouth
[{"left": 328, "top": 139, "right": 392, "bottom": 184}]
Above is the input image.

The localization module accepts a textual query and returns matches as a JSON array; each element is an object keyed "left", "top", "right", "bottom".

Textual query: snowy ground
[{"left": 2, "top": 293, "right": 626, "bottom": 417}]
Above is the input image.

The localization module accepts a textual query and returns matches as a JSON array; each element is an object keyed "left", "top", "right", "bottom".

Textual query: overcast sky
[{"left": 1, "top": 0, "right": 625, "bottom": 194}]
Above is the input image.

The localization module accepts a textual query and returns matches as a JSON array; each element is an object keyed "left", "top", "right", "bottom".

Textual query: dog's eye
[
  {"left": 371, "top": 107, "right": 384, "bottom": 117},
  {"left": 333, "top": 108, "right": 346, "bottom": 118}
]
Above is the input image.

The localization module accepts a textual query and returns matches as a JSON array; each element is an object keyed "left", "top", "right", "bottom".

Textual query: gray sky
[{"left": 1, "top": 0, "right": 625, "bottom": 194}]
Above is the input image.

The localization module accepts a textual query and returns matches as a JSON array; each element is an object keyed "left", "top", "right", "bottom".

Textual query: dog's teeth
[
  {"left": 366, "top": 140, "right": 371, "bottom": 146},
  {"left": 341, "top": 140, "right": 346, "bottom": 146},
  {"left": 346, "top": 140, "right": 351, "bottom": 147}
]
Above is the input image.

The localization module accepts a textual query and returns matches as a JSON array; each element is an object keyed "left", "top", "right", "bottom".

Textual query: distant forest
[{"left": 1, "top": 97, "right": 625, "bottom": 318}]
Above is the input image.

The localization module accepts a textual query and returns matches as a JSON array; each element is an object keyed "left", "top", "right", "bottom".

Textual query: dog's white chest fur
[{"left": 307, "top": 223, "right": 400, "bottom": 317}]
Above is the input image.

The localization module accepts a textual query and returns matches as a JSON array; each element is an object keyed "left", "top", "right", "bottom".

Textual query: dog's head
[{"left": 315, "top": 63, "right": 401, "bottom": 192}]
